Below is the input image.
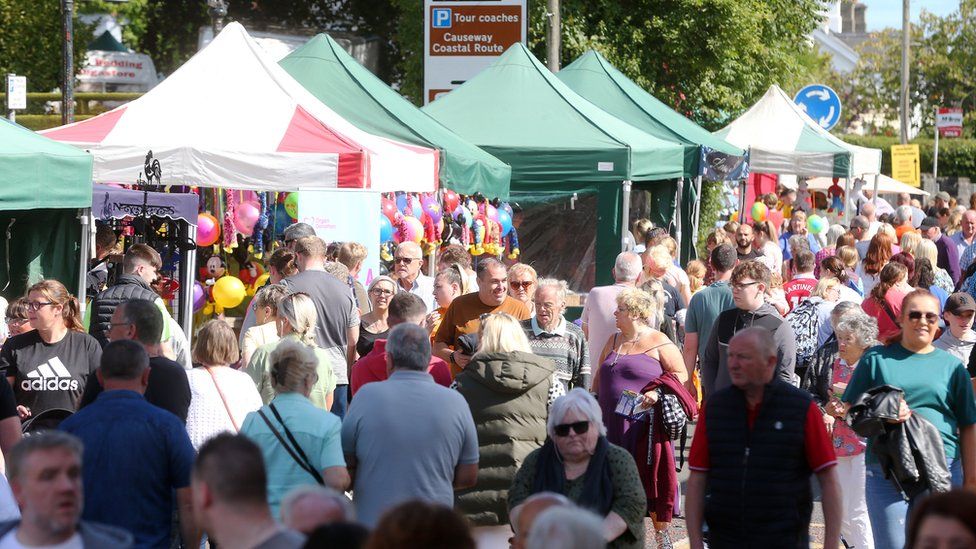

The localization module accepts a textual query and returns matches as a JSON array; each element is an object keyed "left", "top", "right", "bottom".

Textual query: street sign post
[
  {"left": 793, "top": 84, "right": 842, "bottom": 131},
  {"left": 423, "top": 0, "right": 527, "bottom": 105},
  {"left": 934, "top": 107, "right": 963, "bottom": 182},
  {"left": 5, "top": 74, "right": 26, "bottom": 122},
  {"left": 891, "top": 144, "right": 921, "bottom": 187}
]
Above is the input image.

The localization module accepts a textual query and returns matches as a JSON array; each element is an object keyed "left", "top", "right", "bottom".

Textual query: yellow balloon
[{"left": 213, "top": 276, "right": 246, "bottom": 309}]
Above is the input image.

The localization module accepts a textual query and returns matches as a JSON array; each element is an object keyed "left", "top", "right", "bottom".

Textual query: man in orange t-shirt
[{"left": 433, "top": 258, "right": 531, "bottom": 376}]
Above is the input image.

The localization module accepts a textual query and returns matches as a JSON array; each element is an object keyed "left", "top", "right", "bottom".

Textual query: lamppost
[
  {"left": 62, "top": 0, "right": 74, "bottom": 124},
  {"left": 207, "top": 0, "right": 228, "bottom": 35}
]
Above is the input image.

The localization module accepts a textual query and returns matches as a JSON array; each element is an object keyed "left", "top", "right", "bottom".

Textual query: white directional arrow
[
  {"left": 806, "top": 88, "right": 831, "bottom": 101},
  {"left": 818, "top": 106, "right": 836, "bottom": 127}
]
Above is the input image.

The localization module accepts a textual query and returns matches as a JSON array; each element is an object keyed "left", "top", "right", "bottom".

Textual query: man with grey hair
[
  {"left": 282, "top": 222, "right": 315, "bottom": 249},
  {"left": 951, "top": 210, "right": 976, "bottom": 260},
  {"left": 392, "top": 241, "right": 435, "bottom": 312},
  {"left": 581, "top": 252, "right": 642, "bottom": 379},
  {"left": 280, "top": 486, "right": 354, "bottom": 534},
  {"left": 851, "top": 215, "right": 872, "bottom": 258},
  {"left": 897, "top": 192, "right": 925, "bottom": 228},
  {"left": 0, "top": 432, "right": 133, "bottom": 548},
  {"left": 522, "top": 278, "right": 589, "bottom": 392},
  {"left": 341, "top": 323, "right": 479, "bottom": 527},
  {"left": 687, "top": 327, "right": 841, "bottom": 549},
  {"left": 509, "top": 492, "right": 573, "bottom": 549},
  {"left": 285, "top": 235, "right": 359, "bottom": 419},
  {"left": 525, "top": 506, "right": 604, "bottom": 549}
]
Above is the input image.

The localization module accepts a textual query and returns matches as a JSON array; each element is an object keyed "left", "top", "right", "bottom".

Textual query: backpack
[{"left": 786, "top": 299, "right": 821, "bottom": 371}]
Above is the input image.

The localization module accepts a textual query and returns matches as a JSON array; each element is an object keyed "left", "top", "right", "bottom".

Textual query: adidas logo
[{"left": 21, "top": 358, "right": 79, "bottom": 392}]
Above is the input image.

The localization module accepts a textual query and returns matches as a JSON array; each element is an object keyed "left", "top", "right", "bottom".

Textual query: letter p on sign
[{"left": 432, "top": 8, "right": 452, "bottom": 28}]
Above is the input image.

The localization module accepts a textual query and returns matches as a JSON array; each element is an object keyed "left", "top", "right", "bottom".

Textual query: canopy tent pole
[
  {"left": 692, "top": 175, "right": 703, "bottom": 260},
  {"left": 620, "top": 180, "right": 632, "bottom": 251},
  {"left": 180, "top": 224, "right": 197, "bottom": 341},
  {"left": 76, "top": 208, "right": 91, "bottom": 316},
  {"left": 674, "top": 178, "right": 683, "bottom": 247},
  {"left": 843, "top": 176, "right": 852, "bottom": 225},
  {"left": 871, "top": 173, "right": 881, "bottom": 211}
]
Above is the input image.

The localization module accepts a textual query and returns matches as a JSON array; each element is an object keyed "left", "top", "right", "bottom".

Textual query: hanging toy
[
  {"left": 507, "top": 226, "right": 521, "bottom": 260},
  {"left": 223, "top": 189, "right": 239, "bottom": 250},
  {"left": 253, "top": 192, "right": 270, "bottom": 256},
  {"left": 795, "top": 180, "right": 812, "bottom": 213},
  {"left": 421, "top": 212, "right": 439, "bottom": 254},
  {"left": 470, "top": 217, "right": 486, "bottom": 256},
  {"left": 238, "top": 260, "right": 266, "bottom": 289},
  {"left": 199, "top": 255, "right": 226, "bottom": 287},
  {"left": 827, "top": 178, "right": 845, "bottom": 214}
]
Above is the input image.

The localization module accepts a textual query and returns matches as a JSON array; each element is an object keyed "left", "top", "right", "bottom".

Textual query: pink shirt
[
  {"left": 581, "top": 284, "right": 629, "bottom": 372},
  {"left": 831, "top": 358, "right": 866, "bottom": 457}
]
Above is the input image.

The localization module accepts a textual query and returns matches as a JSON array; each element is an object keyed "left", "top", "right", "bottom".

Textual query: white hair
[
  {"left": 614, "top": 252, "right": 642, "bottom": 282},
  {"left": 509, "top": 492, "right": 573, "bottom": 532},
  {"left": 535, "top": 278, "right": 568, "bottom": 302},
  {"left": 825, "top": 224, "right": 846, "bottom": 247},
  {"left": 895, "top": 205, "right": 913, "bottom": 225},
  {"left": 525, "top": 506, "right": 605, "bottom": 549},
  {"left": 547, "top": 388, "right": 606, "bottom": 438},
  {"left": 280, "top": 485, "right": 355, "bottom": 525}
]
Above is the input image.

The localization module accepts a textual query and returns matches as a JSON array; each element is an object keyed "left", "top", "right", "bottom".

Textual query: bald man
[{"left": 392, "top": 242, "right": 435, "bottom": 312}]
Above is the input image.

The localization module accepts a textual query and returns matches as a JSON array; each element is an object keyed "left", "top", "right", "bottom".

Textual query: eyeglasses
[
  {"left": 535, "top": 302, "right": 559, "bottom": 312},
  {"left": 5, "top": 318, "right": 27, "bottom": 325},
  {"left": 553, "top": 421, "right": 590, "bottom": 437},
  {"left": 394, "top": 257, "right": 421, "bottom": 264},
  {"left": 370, "top": 288, "right": 394, "bottom": 296},
  {"left": 731, "top": 281, "right": 760, "bottom": 291},
  {"left": 26, "top": 301, "right": 54, "bottom": 311},
  {"left": 907, "top": 311, "right": 940, "bottom": 324},
  {"left": 510, "top": 281, "right": 534, "bottom": 289}
]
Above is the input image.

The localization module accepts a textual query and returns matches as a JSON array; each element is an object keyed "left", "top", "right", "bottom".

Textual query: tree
[{"left": 0, "top": 0, "right": 91, "bottom": 92}]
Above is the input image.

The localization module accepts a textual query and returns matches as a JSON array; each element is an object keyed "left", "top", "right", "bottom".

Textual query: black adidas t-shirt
[{"left": 0, "top": 330, "right": 101, "bottom": 416}]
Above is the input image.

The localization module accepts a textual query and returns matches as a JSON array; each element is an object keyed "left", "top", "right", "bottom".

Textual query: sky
[{"left": 860, "top": 0, "right": 959, "bottom": 31}]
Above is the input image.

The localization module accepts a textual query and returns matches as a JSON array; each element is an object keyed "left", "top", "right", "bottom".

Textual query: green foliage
[
  {"left": 697, "top": 180, "right": 725, "bottom": 257},
  {"left": 0, "top": 0, "right": 92, "bottom": 92},
  {"left": 841, "top": 134, "right": 976, "bottom": 180}
]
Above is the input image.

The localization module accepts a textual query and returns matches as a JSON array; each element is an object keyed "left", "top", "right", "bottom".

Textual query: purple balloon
[
  {"left": 421, "top": 195, "right": 443, "bottom": 224},
  {"left": 192, "top": 282, "right": 207, "bottom": 312}
]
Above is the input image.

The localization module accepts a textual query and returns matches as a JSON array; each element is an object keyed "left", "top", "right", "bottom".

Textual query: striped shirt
[{"left": 522, "top": 317, "right": 590, "bottom": 392}]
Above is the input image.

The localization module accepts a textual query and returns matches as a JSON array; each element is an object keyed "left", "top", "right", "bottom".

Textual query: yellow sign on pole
[{"left": 891, "top": 144, "right": 921, "bottom": 187}]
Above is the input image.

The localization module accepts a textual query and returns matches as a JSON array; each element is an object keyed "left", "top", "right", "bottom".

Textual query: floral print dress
[{"left": 832, "top": 358, "right": 866, "bottom": 457}]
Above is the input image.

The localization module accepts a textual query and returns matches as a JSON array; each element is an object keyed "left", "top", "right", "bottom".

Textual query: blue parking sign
[{"left": 432, "top": 8, "right": 452, "bottom": 28}]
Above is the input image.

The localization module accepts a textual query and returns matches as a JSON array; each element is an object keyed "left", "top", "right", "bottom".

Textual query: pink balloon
[
  {"left": 401, "top": 216, "right": 424, "bottom": 243},
  {"left": 234, "top": 201, "right": 261, "bottom": 234},
  {"left": 486, "top": 204, "right": 500, "bottom": 223}
]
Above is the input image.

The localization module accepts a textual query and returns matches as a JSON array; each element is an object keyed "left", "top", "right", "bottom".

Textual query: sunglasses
[
  {"left": 553, "top": 421, "right": 590, "bottom": 437},
  {"left": 394, "top": 257, "right": 421, "bottom": 264},
  {"left": 510, "top": 281, "right": 534, "bottom": 289},
  {"left": 907, "top": 311, "right": 939, "bottom": 324}
]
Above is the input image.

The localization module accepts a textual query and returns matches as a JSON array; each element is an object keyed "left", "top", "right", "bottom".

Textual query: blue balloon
[
  {"left": 395, "top": 192, "right": 408, "bottom": 213},
  {"left": 379, "top": 213, "right": 393, "bottom": 242},
  {"left": 497, "top": 209, "right": 513, "bottom": 237},
  {"left": 500, "top": 202, "right": 513, "bottom": 217},
  {"left": 273, "top": 203, "right": 292, "bottom": 235}
]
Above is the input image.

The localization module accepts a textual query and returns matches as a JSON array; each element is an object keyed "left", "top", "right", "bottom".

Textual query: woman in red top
[{"left": 861, "top": 262, "right": 911, "bottom": 343}]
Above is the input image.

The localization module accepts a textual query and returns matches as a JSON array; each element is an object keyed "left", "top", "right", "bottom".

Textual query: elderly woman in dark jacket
[
  {"left": 453, "top": 313, "right": 562, "bottom": 545},
  {"left": 508, "top": 389, "right": 647, "bottom": 549}
]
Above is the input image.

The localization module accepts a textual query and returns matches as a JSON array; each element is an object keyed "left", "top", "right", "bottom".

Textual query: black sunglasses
[
  {"left": 907, "top": 311, "right": 940, "bottom": 324},
  {"left": 553, "top": 421, "right": 589, "bottom": 437}
]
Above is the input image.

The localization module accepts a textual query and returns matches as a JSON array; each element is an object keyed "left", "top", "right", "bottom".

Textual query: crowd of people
[{"left": 0, "top": 186, "right": 973, "bottom": 548}]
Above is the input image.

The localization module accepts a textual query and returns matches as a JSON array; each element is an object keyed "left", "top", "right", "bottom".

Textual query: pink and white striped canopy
[{"left": 42, "top": 23, "right": 439, "bottom": 193}]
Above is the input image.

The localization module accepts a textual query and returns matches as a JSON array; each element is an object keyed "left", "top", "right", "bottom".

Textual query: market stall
[
  {"left": 280, "top": 34, "right": 511, "bottom": 198},
  {"left": 423, "top": 44, "right": 686, "bottom": 288},
  {"left": 558, "top": 49, "right": 747, "bottom": 260},
  {"left": 91, "top": 184, "right": 199, "bottom": 333},
  {"left": 0, "top": 118, "right": 93, "bottom": 300}
]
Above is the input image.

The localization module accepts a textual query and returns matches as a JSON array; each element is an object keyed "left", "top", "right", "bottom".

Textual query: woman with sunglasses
[
  {"left": 0, "top": 280, "right": 101, "bottom": 421},
  {"left": 452, "top": 313, "right": 560, "bottom": 546},
  {"left": 507, "top": 263, "right": 538, "bottom": 316},
  {"left": 3, "top": 298, "right": 30, "bottom": 342},
  {"left": 841, "top": 289, "right": 976, "bottom": 549},
  {"left": 356, "top": 276, "right": 396, "bottom": 358},
  {"left": 508, "top": 388, "right": 646, "bottom": 548}
]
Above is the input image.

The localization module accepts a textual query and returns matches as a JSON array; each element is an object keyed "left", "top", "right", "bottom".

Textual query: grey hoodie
[
  {"left": 700, "top": 302, "right": 798, "bottom": 398},
  {"left": 0, "top": 520, "right": 133, "bottom": 548}
]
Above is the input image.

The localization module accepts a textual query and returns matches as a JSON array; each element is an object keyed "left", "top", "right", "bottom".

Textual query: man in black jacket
[
  {"left": 88, "top": 244, "right": 163, "bottom": 348},
  {"left": 686, "top": 328, "right": 841, "bottom": 549},
  {"left": 78, "top": 300, "right": 190, "bottom": 422}
]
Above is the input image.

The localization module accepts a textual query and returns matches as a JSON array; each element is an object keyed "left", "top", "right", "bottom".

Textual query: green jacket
[{"left": 454, "top": 350, "right": 555, "bottom": 526}]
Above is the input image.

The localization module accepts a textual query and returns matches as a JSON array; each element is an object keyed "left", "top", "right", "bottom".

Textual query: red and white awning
[{"left": 42, "top": 23, "right": 438, "bottom": 193}]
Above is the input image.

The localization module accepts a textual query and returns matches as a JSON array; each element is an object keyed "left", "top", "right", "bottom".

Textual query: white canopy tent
[
  {"left": 790, "top": 175, "right": 929, "bottom": 196},
  {"left": 42, "top": 23, "right": 439, "bottom": 193}
]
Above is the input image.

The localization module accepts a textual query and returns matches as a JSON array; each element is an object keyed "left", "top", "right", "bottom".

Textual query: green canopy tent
[
  {"left": 0, "top": 119, "right": 93, "bottom": 299},
  {"left": 279, "top": 34, "right": 511, "bottom": 198},
  {"left": 423, "top": 43, "right": 686, "bottom": 287},
  {"left": 557, "top": 49, "right": 746, "bottom": 260}
]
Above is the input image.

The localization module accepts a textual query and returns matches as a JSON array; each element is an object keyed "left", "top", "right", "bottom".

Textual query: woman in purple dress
[{"left": 595, "top": 286, "right": 687, "bottom": 547}]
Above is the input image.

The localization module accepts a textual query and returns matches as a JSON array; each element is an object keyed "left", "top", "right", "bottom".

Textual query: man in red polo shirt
[{"left": 350, "top": 293, "right": 451, "bottom": 397}]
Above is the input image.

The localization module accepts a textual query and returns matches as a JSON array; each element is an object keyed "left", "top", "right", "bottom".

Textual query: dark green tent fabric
[
  {"left": 279, "top": 34, "right": 511, "bottom": 198},
  {"left": 0, "top": 119, "right": 93, "bottom": 210},
  {"left": 557, "top": 50, "right": 744, "bottom": 178},
  {"left": 0, "top": 209, "right": 81, "bottom": 299},
  {"left": 422, "top": 44, "right": 686, "bottom": 186},
  {"left": 88, "top": 31, "right": 128, "bottom": 52}
]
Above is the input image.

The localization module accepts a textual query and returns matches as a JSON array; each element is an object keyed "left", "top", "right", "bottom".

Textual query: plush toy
[
  {"left": 238, "top": 260, "right": 265, "bottom": 289},
  {"left": 199, "top": 256, "right": 226, "bottom": 287},
  {"left": 827, "top": 178, "right": 845, "bottom": 214},
  {"left": 795, "top": 180, "right": 812, "bottom": 213}
]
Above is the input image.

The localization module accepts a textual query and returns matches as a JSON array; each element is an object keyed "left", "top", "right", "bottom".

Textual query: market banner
[
  {"left": 700, "top": 147, "right": 749, "bottom": 181},
  {"left": 78, "top": 51, "right": 159, "bottom": 87},
  {"left": 297, "top": 190, "right": 381, "bottom": 286}
]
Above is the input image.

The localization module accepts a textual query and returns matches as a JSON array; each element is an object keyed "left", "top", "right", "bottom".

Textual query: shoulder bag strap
[
  {"left": 205, "top": 367, "right": 239, "bottom": 432},
  {"left": 257, "top": 407, "right": 324, "bottom": 485},
  {"left": 269, "top": 403, "right": 325, "bottom": 484},
  {"left": 879, "top": 298, "right": 901, "bottom": 328}
]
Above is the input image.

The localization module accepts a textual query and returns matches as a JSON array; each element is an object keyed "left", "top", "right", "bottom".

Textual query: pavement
[{"left": 641, "top": 422, "right": 829, "bottom": 548}]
